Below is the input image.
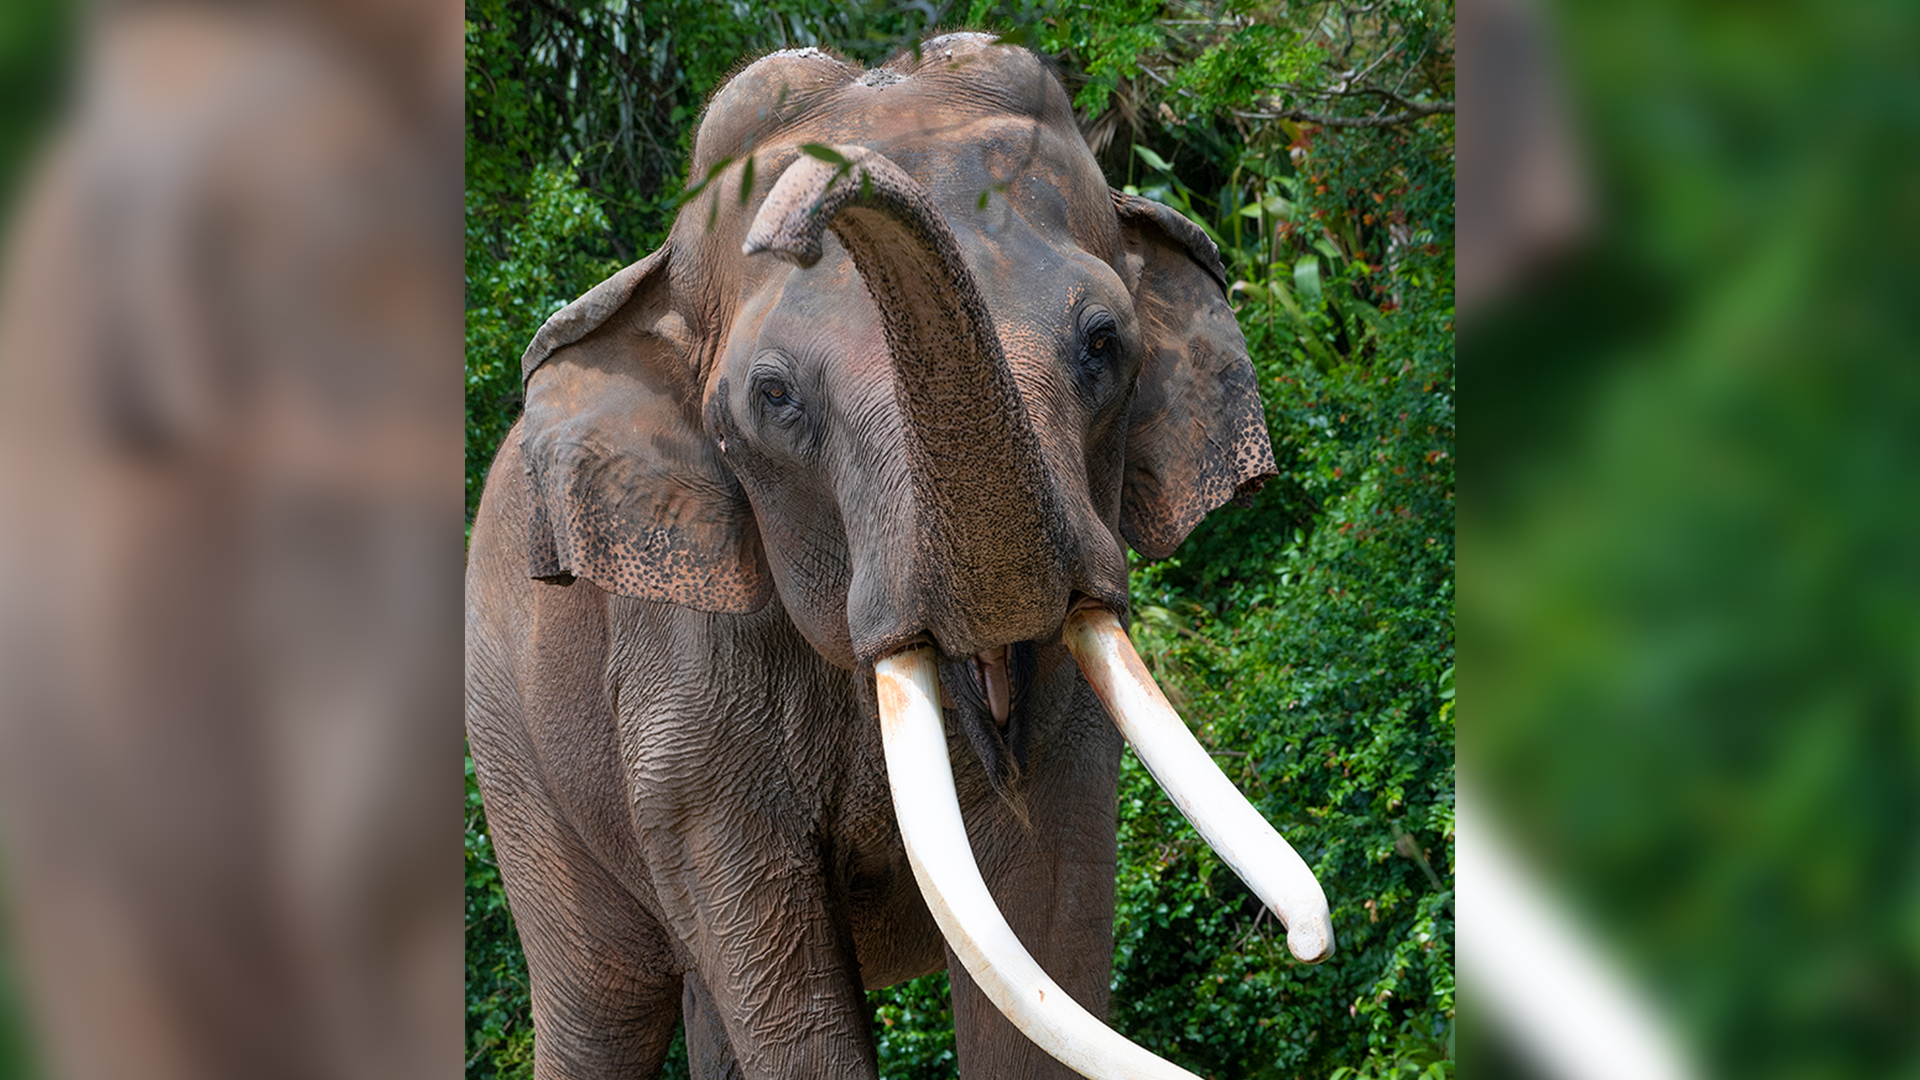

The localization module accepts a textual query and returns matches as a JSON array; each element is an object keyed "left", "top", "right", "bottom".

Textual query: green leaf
[
  {"left": 1133, "top": 144, "right": 1174, "bottom": 173},
  {"left": 1137, "top": 184, "right": 1174, "bottom": 206},
  {"left": 678, "top": 155, "right": 734, "bottom": 205},
  {"left": 799, "top": 143, "right": 851, "bottom": 167},
  {"left": 1265, "top": 277, "right": 1336, "bottom": 367},
  {"left": 737, "top": 153, "right": 755, "bottom": 204},
  {"left": 1294, "top": 254, "right": 1323, "bottom": 308}
]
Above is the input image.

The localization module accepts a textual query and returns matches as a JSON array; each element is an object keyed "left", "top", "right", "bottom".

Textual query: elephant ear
[
  {"left": 519, "top": 247, "right": 772, "bottom": 613},
  {"left": 1113, "top": 191, "right": 1278, "bottom": 560}
]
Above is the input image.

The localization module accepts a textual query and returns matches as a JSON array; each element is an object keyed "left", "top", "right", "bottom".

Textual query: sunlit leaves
[
  {"left": 1171, "top": 24, "right": 1319, "bottom": 114},
  {"left": 1294, "top": 253, "right": 1324, "bottom": 308}
]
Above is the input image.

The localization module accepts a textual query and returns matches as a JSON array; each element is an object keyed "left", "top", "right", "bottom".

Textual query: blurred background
[
  {"left": 0, "top": 1, "right": 463, "bottom": 1078},
  {"left": 1460, "top": 0, "right": 1919, "bottom": 1076}
]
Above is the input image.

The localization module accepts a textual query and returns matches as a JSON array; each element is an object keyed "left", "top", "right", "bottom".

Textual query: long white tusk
[
  {"left": 875, "top": 647, "right": 1202, "bottom": 1080},
  {"left": 1062, "top": 608, "right": 1335, "bottom": 964}
]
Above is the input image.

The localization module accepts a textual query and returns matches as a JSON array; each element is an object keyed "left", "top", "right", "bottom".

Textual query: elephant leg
[
  {"left": 645, "top": 845, "right": 877, "bottom": 1080},
  {"left": 948, "top": 670, "right": 1127, "bottom": 1079},
  {"left": 622, "top": 632, "right": 879, "bottom": 1079},
  {"left": 470, "top": 732, "right": 681, "bottom": 1079},
  {"left": 681, "top": 970, "right": 745, "bottom": 1080}
]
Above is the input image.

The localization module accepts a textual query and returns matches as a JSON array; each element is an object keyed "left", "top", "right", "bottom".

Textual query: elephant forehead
[
  {"left": 748, "top": 257, "right": 889, "bottom": 369},
  {"left": 949, "top": 211, "right": 1128, "bottom": 333},
  {"left": 910, "top": 117, "right": 1111, "bottom": 243},
  {"left": 895, "top": 33, "right": 1066, "bottom": 118}
]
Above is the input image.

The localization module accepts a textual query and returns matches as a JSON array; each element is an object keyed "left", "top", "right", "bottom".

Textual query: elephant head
[{"left": 514, "top": 35, "right": 1331, "bottom": 1078}]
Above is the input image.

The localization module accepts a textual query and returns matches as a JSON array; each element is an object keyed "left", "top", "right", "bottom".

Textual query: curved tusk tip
[{"left": 1285, "top": 914, "right": 1336, "bottom": 964}]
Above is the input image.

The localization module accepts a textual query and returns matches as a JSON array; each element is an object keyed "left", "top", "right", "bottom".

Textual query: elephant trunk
[{"left": 746, "top": 146, "right": 1068, "bottom": 655}]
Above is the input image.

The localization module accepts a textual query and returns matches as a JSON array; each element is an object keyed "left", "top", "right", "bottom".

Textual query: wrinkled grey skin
[{"left": 466, "top": 35, "right": 1275, "bottom": 1080}]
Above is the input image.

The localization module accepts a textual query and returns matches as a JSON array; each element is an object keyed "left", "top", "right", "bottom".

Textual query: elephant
[{"left": 465, "top": 34, "right": 1333, "bottom": 1080}]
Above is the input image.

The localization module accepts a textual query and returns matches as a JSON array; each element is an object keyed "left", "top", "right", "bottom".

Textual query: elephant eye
[
  {"left": 754, "top": 375, "right": 803, "bottom": 426},
  {"left": 1075, "top": 309, "right": 1122, "bottom": 391}
]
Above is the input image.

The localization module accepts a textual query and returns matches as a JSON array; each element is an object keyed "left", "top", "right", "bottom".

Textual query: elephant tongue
[{"left": 974, "top": 646, "right": 1010, "bottom": 727}]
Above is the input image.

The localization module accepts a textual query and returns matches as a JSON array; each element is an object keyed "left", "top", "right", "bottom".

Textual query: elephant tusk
[
  {"left": 1062, "top": 608, "right": 1335, "bottom": 964},
  {"left": 875, "top": 647, "right": 1203, "bottom": 1080}
]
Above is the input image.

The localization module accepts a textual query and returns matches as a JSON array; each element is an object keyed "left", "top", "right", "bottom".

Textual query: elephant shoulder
[
  {"left": 468, "top": 422, "right": 622, "bottom": 751},
  {"left": 468, "top": 421, "right": 619, "bottom": 645}
]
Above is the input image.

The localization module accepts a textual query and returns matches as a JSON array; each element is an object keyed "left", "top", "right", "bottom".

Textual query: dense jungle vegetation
[{"left": 464, "top": 3, "right": 1456, "bottom": 1077}]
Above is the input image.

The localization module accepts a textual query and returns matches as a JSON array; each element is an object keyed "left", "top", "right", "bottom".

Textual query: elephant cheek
[
  {"left": 736, "top": 477, "right": 859, "bottom": 670},
  {"left": 787, "top": 604, "right": 857, "bottom": 671},
  {"left": 766, "top": 547, "right": 856, "bottom": 670}
]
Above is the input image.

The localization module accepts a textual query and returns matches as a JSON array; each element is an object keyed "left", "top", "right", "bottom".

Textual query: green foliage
[
  {"left": 465, "top": 4, "right": 1453, "bottom": 1078},
  {"left": 1053, "top": 7, "right": 1165, "bottom": 114},
  {"left": 1464, "top": 0, "right": 1920, "bottom": 1074},
  {"left": 0, "top": 869, "right": 39, "bottom": 1080},
  {"left": 0, "top": 0, "right": 72, "bottom": 236},
  {"left": 869, "top": 974, "right": 958, "bottom": 1079},
  {"left": 465, "top": 160, "right": 622, "bottom": 528},
  {"left": 1118, "top": 241, "right": 1454, "bottom": 1079},
  {"left": 1172, "top": 24, "right": 1319, "bottom": 114},
  {"left": 973, "top": 0, "right": 1451, "bottom": 132}
]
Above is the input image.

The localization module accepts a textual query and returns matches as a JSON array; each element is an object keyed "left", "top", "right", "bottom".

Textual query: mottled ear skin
[
  {"left": 519, "top": 246, "right": 773, "bottom": 613},
  {"left": 1114, "top": 191, "right": 1278, "bottom": 560}
]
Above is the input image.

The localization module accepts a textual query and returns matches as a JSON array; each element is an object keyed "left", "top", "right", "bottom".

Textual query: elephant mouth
[
  {"left": 973, "top": 644, "right": 1012, "bottom": 727},
  {"left": 938, "top": 639, "right": 1039, "bottom": 802},
  {"left": 873, "top": 604, "right": 1334, "bottom": 1080}
]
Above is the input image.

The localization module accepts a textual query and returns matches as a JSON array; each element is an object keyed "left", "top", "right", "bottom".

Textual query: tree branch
[
  {"left": 1233, "top": 100, "right": 1454, "bottom": 128},
  {"left": 1276, "top": 82, "right": 1427, "bottom": 113}
]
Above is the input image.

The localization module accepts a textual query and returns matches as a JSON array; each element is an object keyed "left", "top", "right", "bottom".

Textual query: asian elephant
[{"left": 465, "top": 34, "right": 1332, "bottom": 1080}]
